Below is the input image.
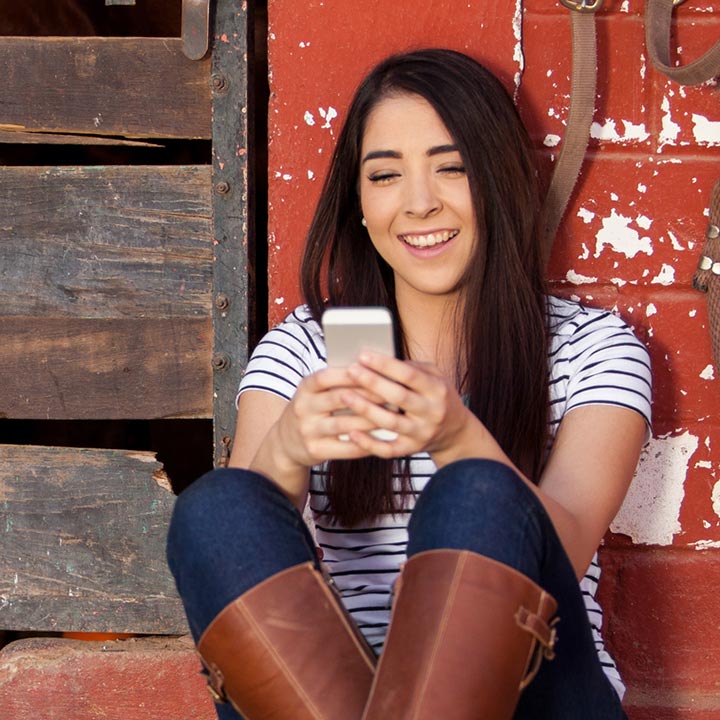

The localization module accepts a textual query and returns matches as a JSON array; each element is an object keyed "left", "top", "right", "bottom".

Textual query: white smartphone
[
  {"left": 322, "top": 306, "right": 396, "bottom": 367},
  {"left": 321, "top": 306, "right": 398, "bottom": 442}
]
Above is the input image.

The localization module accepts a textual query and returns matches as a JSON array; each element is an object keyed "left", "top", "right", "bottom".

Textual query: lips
[{"left": 399, "top": 229, "right": 459, "bottom": 248}]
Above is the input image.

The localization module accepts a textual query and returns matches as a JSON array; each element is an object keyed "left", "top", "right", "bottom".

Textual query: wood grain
[{"left": 0, "top": 445, "right": 188, "bottom": 633}]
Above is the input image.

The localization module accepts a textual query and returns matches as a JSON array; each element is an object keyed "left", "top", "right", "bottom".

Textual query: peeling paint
[
  {"left": 577, "top": 207, "right": 595, "bottom": 224},
  {"left": 594, "top": 209, "right": 653, "bottom": 258},
  {"left": 637, "top": 183, "right": 647, "bottom": 193},
  {"left": 692, "top": 114, "right": 720, "bottom": 146},
  {"left": 544, "top": 134, "right": 561, "bottom": 148},
  {"left": 512, "top": 0, "right": 524, "bottom": 96},
  {"left": 303, "top": 111, "right": 315, "bottom": 126},
  {"left": 636, "top": 215, "right": 652, "bottom": 230},
  {"left": 565, "top": 270, "right": 597, "bottom": 285},
  {"left": 590, "top": 119, "right": 649, "bottom": 143},
  {"left": 651, "top": 264, "right": 675, "bottom": 285},
  {"left": 668, "top": 231, "right": 683, "bottom": 250},
  {"left": 646, "top": 303, "right": 657, "bottom": 317},
  {"left": 659, "top": 96, "right": 681, "bottom": 149},
  {"left": 700, "top": 364, "right": 715, "bottom": 381},
  {"left": 691, "top": 540, "right": 720, "bottom": 550},
  {"left": 689, "top": 309, "right": 697, "bottom": 317},
  {"left": 318, "top": 106, "right": 338, "bottom": 130},
  {"left": 611, "top": 431, "right": 698, "bottom": 545},
  {"left": 274, "top": 296, "right": 285, "bottom": 305},
  {"left": 713, "top": 480, "right": 720, "bottom": 518}
]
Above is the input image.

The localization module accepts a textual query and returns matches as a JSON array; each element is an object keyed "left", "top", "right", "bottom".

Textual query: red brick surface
[{"left": 0, "top": 636, "right": 215, "bottom": 720}]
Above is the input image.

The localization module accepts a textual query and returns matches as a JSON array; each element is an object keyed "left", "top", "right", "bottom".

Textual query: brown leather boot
[
  {"left": 197, "top": 561, "right": 376, "bottom": 719},
  {"left": 361, "top": 549, "right": 558, "bottom": 720}
]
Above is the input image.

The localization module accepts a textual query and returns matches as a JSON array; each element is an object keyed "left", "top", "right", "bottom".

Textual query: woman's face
[{"left": 359, "top": 93, "right": 476, "bottom": 305}]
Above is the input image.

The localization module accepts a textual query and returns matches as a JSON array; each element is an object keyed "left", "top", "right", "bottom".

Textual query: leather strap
[
  {"left": 542, "top": 2, "right": 602, "bottom": 266},
  {"left": 645, "top": 0, "right": 720, "bottom": 86}
]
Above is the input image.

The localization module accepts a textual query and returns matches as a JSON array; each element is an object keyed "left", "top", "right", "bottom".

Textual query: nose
[{"left": 403, "top": 173, "right": 441, "bottom": 218}]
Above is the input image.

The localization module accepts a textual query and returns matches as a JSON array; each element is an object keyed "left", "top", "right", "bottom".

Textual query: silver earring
[{"left": 361, "top": 217, "right": 367, "bottom": 227}]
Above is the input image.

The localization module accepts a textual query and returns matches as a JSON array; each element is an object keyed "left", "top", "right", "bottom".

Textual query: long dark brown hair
[{"left": 301, "top": 49, "right": 549, "bottom": 527}]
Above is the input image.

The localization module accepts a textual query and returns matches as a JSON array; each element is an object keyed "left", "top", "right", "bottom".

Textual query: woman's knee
[
  {"left": 408, "top": 459, "right": 546, "bottom": 568},
  {"left": 167, "top": 468, "right": 281, "bottom": 567},
  {"left": 413, "top": 458, "right": 534, "bottom": 521}
]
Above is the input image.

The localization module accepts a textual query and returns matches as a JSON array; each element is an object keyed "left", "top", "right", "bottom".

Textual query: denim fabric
[{"left": 167, "top": 460, "right": 627, "bottom": 720}]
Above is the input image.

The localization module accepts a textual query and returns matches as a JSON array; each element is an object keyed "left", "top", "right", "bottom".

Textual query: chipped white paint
[
  {"left": 304, "top": 111, "right": 315, "bottom": 126},
  {"left": 274, "top": 296, "right": 285, "bottom": 305},
  {"left": 546, "top": 69, "right": 553, "bottom": 78},
  {"left": 703, "top": 520, "right": 712, "bottom": 529},
  {"left": 668, "top": 231, "right": 683, "bottom": 250},
  {"left": 700, "top": 364, "right": 715, "bottom": 381},
  {"left": 692, "top": 114, "right": 720, "bottom": 146},
  {"left": 512, "top": 0, "right": 524, "bottom": 95},
  {"left": 610, "top": 278, "right": 628, "bottom": 287},
  {"left": 298, "top": 41, "right": 311, "bottom": 48},
  {"left": 689, "top": 309, "right": 697, "bottom": 318},
  {"left": 611, "top": 431, "right": 699, "bottom": 545},
  {"left": 646, "top": 303, "right": 658, "bottom": 317},
  {"left": 637, "top": 183, "right": 647, "bottom": 193},
  {"left": 691, "top": 540, "right": 720, "bottom": 550},
  {"left": 594, "top": 209, "right": 653, "bottom": 258},
  {"left": 281, "top": 173, "right": 292, "bottom": 181},
  {"left": 577, "top": 207, "right": 595, "bottom": 224},
  {"left": 636, "top": 215, "right": 652, "bottom": 230},
  {"left": 651, "top": 263, "right": 675, "bottom": 285},
  {"left": 695, "top": 460, "right": 712, "bottom": 469},
  {"left": 713, "top": 480, "right": 720, "bottom": 518},
  {"left": 659, "top": 96, "right": 681, "bottom": 149},
  {"left": 307, "top": 170, "right": 315, "bottom": 180},
  {"left": 610, "top": 192, "right": 619, "bottom": 202},
  {"left": 544, "top": 134, "right": 561, "bottom": 148},
  {"left": 590, "top": 119, "right": 649, "bottom": 143},
  {"left": 566, "top": 270, "right": 597, "bottom": 285},
  {"left": 620, "top": 0, "right": 630, "bottom": 11},
  {"left": 318, "top": 106, "right": 338, "bottom": 130},
  {"left": 579, "top": 243, "right": 590, "bottom": 260}
]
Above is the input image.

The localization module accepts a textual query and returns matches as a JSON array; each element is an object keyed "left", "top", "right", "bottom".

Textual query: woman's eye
[
  {"left": 367, "top": 172, "right": 399, "bottom": 184},
  {"left": 439, "top": 165, "right": 466, "bottom": 176}
]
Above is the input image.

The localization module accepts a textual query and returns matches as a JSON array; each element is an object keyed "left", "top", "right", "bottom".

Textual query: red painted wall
[{"left": 266, "top": 0, "right": 720, "bottom": 714}]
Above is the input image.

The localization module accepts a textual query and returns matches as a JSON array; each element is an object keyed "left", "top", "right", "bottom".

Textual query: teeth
[{"left": 402, "top": 230, "right": 458, "bottom": 248}]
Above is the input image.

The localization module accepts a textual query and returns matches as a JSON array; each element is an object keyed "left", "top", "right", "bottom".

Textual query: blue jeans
[{"left": 166, "top": 459, "right": 627, "bottom": 720}]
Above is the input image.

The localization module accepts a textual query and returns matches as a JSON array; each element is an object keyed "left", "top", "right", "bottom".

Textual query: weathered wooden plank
[
  {"left": 0, "top": 446, "right": 188, "bottom": 633},
  {"left": 0, "top": 317, "right": 212, "bottom": 420},
  {"left": 0, "top": 38, "right": 210, "bottom": 139},
  {"left": 0, "top": 637, "right": 214, "bottom": 720},
  {"left": 0, "top": 166, "right": 212, "bottom": 319},
  {"left": 0, "top": 129, "right": 162, "bottom": 146}
]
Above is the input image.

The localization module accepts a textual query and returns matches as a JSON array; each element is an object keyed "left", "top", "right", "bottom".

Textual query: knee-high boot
[
  {"left": 361, "top": 549, "right": 558, "bottom": 720},
  {"left": 197, "top": 561, "right": 377, "bottom": 720}
]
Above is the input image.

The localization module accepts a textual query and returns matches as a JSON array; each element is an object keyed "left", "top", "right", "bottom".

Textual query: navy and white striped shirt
[{"left": 238, "top": 296, "right": 652, "bottom": 698}]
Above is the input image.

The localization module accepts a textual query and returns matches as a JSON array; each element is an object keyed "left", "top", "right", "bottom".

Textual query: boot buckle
[{"left": 201, "top": 659, "right": 229, "bottom": 704}]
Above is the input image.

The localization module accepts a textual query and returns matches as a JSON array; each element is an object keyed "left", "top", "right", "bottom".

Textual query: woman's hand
[
  {"left": 272, "top": 366, "right": 389, "bottom": 469},
  {"left": 338, "top": 352, "right": 476, "bottom": 464}
]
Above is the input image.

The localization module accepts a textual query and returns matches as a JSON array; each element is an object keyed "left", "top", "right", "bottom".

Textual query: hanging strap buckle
[{"left": 559, "top": 0, "right": 603, "bottom": 12}]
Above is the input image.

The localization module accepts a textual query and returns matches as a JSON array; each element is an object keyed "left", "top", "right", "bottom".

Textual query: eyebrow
[{"left": 361, "top": 144, "right": 459, "bottom": 164}]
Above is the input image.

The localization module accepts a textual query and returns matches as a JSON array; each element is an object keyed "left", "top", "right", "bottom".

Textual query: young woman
[{"left": 167, "top": 49, "right": 651, "bottom": 720}]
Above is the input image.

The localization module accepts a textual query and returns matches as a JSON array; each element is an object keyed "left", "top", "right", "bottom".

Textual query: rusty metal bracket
[
  {"left": 182, "top": 0, "right": 211, "bottom": 61},
  {"left": 211, "top": 0, "right": 249, "bottom": 465}
]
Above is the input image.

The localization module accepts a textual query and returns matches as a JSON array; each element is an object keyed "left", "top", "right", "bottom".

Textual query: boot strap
[
  {"left": 516, "top": 606, "right": 559, "bottom": 690},
  {"left": 200, "top": 658, "right": 229, "bottom": 704}
]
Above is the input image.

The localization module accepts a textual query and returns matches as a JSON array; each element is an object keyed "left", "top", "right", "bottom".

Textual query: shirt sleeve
[
  {"left": 563, "top": 310, "right": 653, "bottom": 432},
  {"left": 236, "top": 307, "right": 327, "bottom": 405}
]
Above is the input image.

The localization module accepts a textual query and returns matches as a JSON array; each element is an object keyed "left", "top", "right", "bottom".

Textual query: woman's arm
[
  {"left": 335, "top": 352, "right": 647, "bottom": 578},
  {"left": 228, "top": 367, "right": 393, "bottom": 511}
]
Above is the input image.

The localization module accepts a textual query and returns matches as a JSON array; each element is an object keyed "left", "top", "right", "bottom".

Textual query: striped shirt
[{"left": 238, "top": 296, "right": 653, "bottom": 698}]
